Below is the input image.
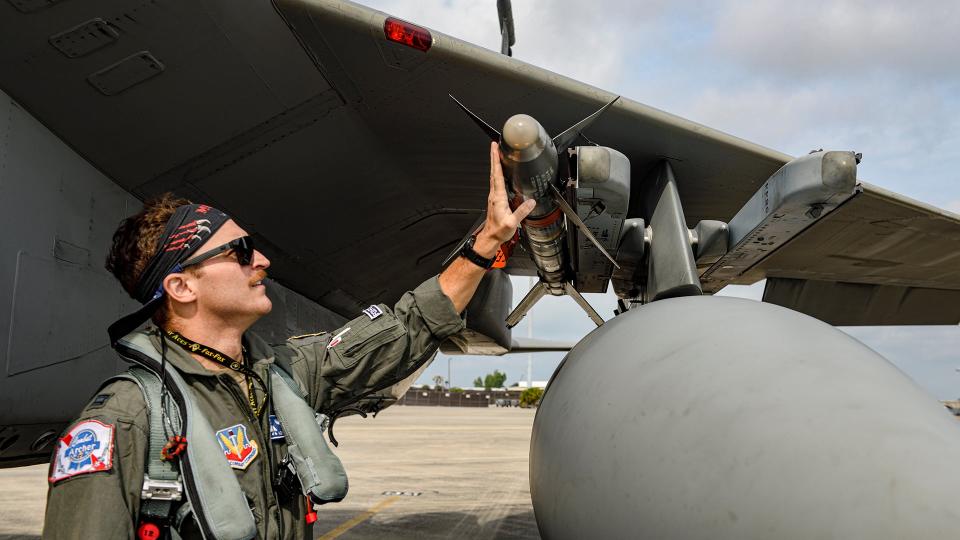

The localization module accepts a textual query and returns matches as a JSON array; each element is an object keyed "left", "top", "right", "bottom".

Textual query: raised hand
[{"left": 475, "top": 142, "right": 536, "bottom": 256}]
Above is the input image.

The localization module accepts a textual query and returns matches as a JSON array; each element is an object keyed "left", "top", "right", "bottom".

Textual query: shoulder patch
[
  {"left": 49, "top": 420, "right": 115, "bottom": 483},
  {"left": 362, "top": 305, "right": 384, "bottom": 320}
]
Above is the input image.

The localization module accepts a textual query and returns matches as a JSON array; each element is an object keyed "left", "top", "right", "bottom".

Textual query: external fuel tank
[{"left": 531, "top": 296, "right": 960, "bottom": 539}]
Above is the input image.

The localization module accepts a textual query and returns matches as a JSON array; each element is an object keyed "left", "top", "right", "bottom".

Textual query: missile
[
  {"left": 450, "top": 95, "right": 620, "bottom": 327},
  {"left": 500, "top": 113, "right": 565, "bottom": 294}
]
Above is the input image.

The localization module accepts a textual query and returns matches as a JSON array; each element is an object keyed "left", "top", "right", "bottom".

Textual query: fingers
[
  {"left": 485, "top": 142, "right": 533, "bottom": 241},
  {"left": 489, "top": 142, "right": 497, "bottom": 193},
  {"left": 489, "top": 142, "right": 506, "bottom": 197},
  {"left": 512, "top": 198, "right": 537, "bottom": 222}
]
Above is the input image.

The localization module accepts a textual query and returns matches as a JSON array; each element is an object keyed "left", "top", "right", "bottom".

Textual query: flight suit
[{"left": 43, "top": 276, "right": 464, "bottom": 539}]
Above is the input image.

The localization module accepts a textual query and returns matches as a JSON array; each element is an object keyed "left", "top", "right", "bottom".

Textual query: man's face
[{"left": 184, "top": 220, "right": 272, "bottom": 326}]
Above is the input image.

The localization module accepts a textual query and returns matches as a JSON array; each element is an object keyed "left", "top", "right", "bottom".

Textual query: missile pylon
[{"left": 449, "top": 95, "right": 620, "bottom": 328}]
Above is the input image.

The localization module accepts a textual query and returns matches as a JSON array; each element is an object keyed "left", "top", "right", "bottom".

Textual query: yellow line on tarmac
[{"left": 318, "top": 496, "right": 401, "bottom": 539}]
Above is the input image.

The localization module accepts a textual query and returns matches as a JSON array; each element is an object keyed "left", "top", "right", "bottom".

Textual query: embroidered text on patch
[
  {"left": 49, "top": 420, "right": 115, "bottom": 483},
  {"left": 362, "top": 305, "right": 384, "bottom": 320},
  {"left": 216, "top": 423, "right": 259, "bottom": 470}
]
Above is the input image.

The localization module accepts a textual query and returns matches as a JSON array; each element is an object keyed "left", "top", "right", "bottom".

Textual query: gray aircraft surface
[{"left": 2, "top": 0, "right": 960, "bottom": 538}]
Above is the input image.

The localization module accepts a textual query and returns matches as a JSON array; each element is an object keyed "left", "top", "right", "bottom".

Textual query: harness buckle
[{"left": 141, "top": 475, "right": 183, "bottom": 501}]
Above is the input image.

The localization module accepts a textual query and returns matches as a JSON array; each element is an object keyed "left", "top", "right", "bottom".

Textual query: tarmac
[{"left": 0, "top": 406, "right": 540, "bottom": 539}]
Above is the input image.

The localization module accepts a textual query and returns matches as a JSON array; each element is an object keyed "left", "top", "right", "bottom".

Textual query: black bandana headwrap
[{"left": 108, "top": 203, "right": 230, "bottom": 344}]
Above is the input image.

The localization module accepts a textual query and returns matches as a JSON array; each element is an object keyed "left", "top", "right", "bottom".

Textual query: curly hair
[{"left": 105, "top": 193, "right": 192, "bottom": 327}]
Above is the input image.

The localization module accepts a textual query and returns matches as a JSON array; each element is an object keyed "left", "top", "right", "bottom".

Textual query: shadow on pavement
[{"left": 313, "top": 508, "right": 539, "bottom": 539}]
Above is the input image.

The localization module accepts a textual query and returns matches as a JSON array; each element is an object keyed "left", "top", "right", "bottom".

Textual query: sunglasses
[{"left": 182, "top": 236, "right": 255, "bottom": 267}]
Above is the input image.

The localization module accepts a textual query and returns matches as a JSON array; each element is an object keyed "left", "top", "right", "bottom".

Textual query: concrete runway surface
[{"left": 0, "top": 406, "right": 540, "bottom": 539}]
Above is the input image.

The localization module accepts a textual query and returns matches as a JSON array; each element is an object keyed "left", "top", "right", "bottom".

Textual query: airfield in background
[{"left": 0, "top": 406, "right": 540, "bottom": 540}]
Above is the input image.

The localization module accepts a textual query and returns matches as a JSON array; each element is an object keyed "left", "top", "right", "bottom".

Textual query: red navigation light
[{"left": 383, "top": 17, "right": 432, "bottom": 52}]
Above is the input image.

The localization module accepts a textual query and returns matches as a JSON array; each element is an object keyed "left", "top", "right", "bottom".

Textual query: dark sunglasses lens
[{"left": 236, "top": 237, "right": 254, "bottom": 265}]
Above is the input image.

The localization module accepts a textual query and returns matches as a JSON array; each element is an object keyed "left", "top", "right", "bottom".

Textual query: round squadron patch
[
  {"left": 216, "top": 423, "right": 259, "bottom": 470},
  {"left": 49, "top": 420, "right": 115, "bottom": 483}
]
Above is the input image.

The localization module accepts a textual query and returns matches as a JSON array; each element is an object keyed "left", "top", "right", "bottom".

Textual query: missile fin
[
  {"left": 552, "top": 96, "right": 619, "bottom": 150},
  {"left": 578, "top": 132, "right": 600, "bottom": 147},
  {"left": 440, "top": 212, "right": 487, "bottom": 269},
  {"left": 550, "top": 184, "right": 620, "bottom": 269},
  {"left": 563, "top": 282, "right": 604, "bottom": 327},
  {"left": 505, "top": 280, "right": 549, "bottom": 328},
  {"left": 449, "top": 94, "right": 501, "bottom": 142}
]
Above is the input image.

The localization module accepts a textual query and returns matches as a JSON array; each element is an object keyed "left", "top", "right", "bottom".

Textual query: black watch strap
[{"left": 460, "top": 236, "right": 495, "bottom": 269}]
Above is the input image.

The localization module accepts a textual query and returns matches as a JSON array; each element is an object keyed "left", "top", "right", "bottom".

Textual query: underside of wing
[{"left": 750, "top": 185, "right": 960, "bottom": 325}]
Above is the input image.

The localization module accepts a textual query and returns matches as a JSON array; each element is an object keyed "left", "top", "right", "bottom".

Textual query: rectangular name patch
[
  {"left": 50, "top": 420, "right": 115, "bottom": 483},
  {"left": 362, "top": 305, "right": 384, "bottom": 320},
  {"left": 268, "top": 415, "right": 285, "bottom": 441}
]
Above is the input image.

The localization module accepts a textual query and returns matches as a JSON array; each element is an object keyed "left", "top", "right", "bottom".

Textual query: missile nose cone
[{"left": 502, "top": 114, "right": 541, "bottom": 151}]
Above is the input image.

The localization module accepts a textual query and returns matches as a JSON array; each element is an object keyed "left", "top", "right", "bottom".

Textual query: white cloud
[
  {"left": 710, "top": 0, "right": 960, "bottom": 82},
  {"left": 676, "top": 77, "right": 960, "bottom": 205}
]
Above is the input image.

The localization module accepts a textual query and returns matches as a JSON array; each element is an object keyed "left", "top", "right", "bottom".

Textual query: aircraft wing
[
  {"left": 0, "top": 0, "right": 957, "bottom": 326},
  {"left": 0, "top": 0, "right": 784, "bottom": 318},
  {"left": 750, "top": 184, "right": 960, "bottom": 325}
]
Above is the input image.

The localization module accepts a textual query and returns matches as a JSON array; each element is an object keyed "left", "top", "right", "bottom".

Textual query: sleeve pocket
[
  {"left": 328, "top": 306, "right": 407, "bottom": 370},
  {"left": 345, "top": 318, "right": 405, "bottom": 359}
]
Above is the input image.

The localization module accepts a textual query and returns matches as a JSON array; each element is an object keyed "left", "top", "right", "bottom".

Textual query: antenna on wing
[{"left": 497, "top": 0, "right": 516, "bottom": 57}]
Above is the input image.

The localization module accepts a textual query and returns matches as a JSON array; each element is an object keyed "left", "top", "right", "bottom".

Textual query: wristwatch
[{"left": 459, "top": 235, "right": 495, "bottom": 269}]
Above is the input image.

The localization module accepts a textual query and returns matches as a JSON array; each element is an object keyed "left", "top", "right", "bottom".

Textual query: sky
[{"left": 355, "top": 0, "right": 960, "bottom": 399}]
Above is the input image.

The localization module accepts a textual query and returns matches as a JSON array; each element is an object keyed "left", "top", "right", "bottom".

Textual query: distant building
[
  {"left": 515, "top": 380, "right": 548, "bottom": 389},
  {"left": 399, "top": 387, "right": 524, "bottom": 407}
]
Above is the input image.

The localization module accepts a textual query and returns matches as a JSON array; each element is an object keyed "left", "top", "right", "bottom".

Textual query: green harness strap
[{"left": 111, "top": 367, "right": 184, "bottom": 525}]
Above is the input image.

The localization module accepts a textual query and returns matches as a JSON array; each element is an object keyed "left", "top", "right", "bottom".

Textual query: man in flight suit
[{"left": 43, "top": 143, "right": 535, "bottom": 539}]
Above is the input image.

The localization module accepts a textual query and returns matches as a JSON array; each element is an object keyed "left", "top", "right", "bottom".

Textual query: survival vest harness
[{"left": 107, "top": 330, "right": 349, "bottom": 540}]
